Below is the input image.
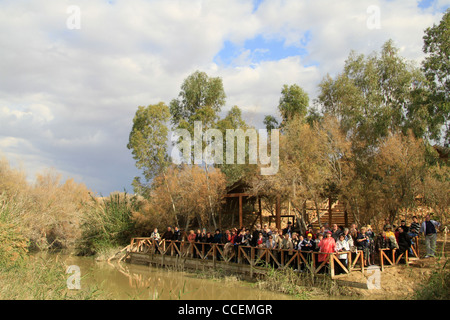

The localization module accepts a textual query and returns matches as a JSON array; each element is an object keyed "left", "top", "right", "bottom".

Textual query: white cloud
[{"left": 0, "top": 0, "right": 448, "bottom": 194}]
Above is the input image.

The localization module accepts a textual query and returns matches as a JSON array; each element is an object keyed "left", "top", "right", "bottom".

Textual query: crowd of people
[{"left": 146, "top": 214, "right": 441, "bottom": 270}]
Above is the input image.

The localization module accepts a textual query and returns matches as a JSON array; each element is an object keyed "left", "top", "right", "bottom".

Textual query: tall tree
[
  {"left": 216, "top": 106, "right": 257, "bottom": 186},
  {"left": 422, "top": 9, "right": 450, "bottom": 146},
  {"left": 169, "top": 70, "right": 226, "bottom": 133},
  {"left": 318, "top": 40, "right": 426, "bottom": 146},
  {"left": 278, "top": 84, "right": 309, "bottom": 128},
  {"left": 169, "top": 71, "right": 226, "bottom": 228},
  {"left": 263, "top": 115, "right": 279, "bottom": 131},
  {"left": 127, "top": 102, "right": 171, "bottom": 195}
]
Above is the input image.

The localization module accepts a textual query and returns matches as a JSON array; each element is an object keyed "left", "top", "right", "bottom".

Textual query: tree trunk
[
  {"left": 163, "top": 171, "right": 179, "bottom": 227},
  {"left": 203, "top": 163, "right": 217, "bottom": 229},
  {"left": 314, "top": 198, "right": 322, "bottom": 227}
]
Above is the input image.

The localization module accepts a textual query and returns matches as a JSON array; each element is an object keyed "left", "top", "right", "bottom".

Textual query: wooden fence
[{"left": 126, "top": 238, "right": 367, "bottom": 279}]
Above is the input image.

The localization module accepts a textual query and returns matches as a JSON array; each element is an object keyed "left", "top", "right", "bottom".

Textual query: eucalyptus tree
[
  {"left": 318, "top": 40, "right": 426, "bottom": 147},
  {"left": 316, "top": 40, "right": 427, "bottom": 224},
  {"left": 215, "top": 105, "right": 257, "bottom": 186},
  {"left": 422, "top": 9, "right": 450, "bottom": 146},
  {"left": 278, "top": 84, "right": 309, "bottom": 128},
  {"left": 127, "top": 102, "right": 180, "bottom": 224},
  {"left": 169, "top": 71, "right": 226, "bottom": 228}
]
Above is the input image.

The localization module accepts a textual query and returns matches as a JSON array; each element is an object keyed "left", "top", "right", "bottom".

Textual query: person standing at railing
[
  {"left": 150, "top": 228, "right": 160, "bottom": 241},
  {"left": 331, "top": 224, "right": 342, "bottom": 242},
  {"left": 195, "top": 229, "right": 202, "bottom": 242},
  {"left": 187, "top": 230, "right": 196, "bottom": 243},
  {"left": 300, "top": 233, "right": 316, "bottom": 251},
  {"left": 221, "top": 230, "right": 232, "bottom": 244},
  {"left": 265, "top": 235, "right": 276, "bottom": 249},
  {"left": 291, "top": 233, "right": 300, "bottom": 250},
  {"left": 162, "top": 226, "right": 174, "bottom": 241},
  {"left": 262, "top": 225, "right": 272, "bottom": 243},
  {"left": 407, "top": 216, "right": 420, "bottom": 255},
  {"left": 212, "top": 229, "right": 222, "bottom": 244},
  {"left": 283, "top": 221, "right": 294, "bottom": 238},
  {"left": 256, "top": 232, "right": 264, "bottom": 247},
  {"left": 318, "top": 231, "right": 336, "bottom": 273},
  {"left": 251, "top": 224, "right": 262, "bottom": 247},
  {"left": 305, "top": 225, "right": 315, "bottom": 240},
  {"left": 366, "top": 225, "right": 375, "bottom": 265},
  {"left": 150, "top": 228, "right": 161, "bottom": 254},
  {"left": 396, "top": 226, "right": 411, "bottom": 262},
  {"left": 335, "top": 234, "right": 350, "bottom": 274},
  {"left": 173, "top": 227, "right": 182, "bottom": 241},
  {"left": 356, "top": 227, "right": 370, "bottom": 266},
  {"left": 299, "top": 233, "right": 315, "bottom": 271},
  {"left": 281, "top": 233, "right": 294, "bottom": 265},
  {"left": 274, "top": 229, "right": 284, "bottom": 248}
]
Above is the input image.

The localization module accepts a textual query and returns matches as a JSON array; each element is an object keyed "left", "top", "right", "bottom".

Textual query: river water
[{"left": 56, "top": 254, "right": 297, "bottom": 300}]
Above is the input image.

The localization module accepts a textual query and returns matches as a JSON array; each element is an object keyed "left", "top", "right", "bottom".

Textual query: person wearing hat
[
  {"left": 305, "top": 225, "right": 315, "bottom": 240},
  {"left": 282, "top": 221, "right": 294, "bottom": 238},
  {"left": 251, "top": 224, "right": 262, "bottom": 247},
  {"left": 300, "top": 232, "right": 316, "bottom": 252}
]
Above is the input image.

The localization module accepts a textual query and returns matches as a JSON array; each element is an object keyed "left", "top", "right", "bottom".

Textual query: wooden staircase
[{"left": 310, "top": 201, "right": 354, "bottom": 228}]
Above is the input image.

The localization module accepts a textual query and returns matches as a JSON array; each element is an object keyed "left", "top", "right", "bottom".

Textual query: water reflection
[{"left": 57, "top": 254, "right": 295, "bottom": 300}]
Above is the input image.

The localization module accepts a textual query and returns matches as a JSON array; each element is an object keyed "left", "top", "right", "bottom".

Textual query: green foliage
[
  {"left": 263, "top": 115, "right": 279, "bottom": 131},
  {"left": 278, "top": 84, "right": 309, "bottom": 127},
  {"left": 413, "top": 261, "right": 450, "bottom": 300},
  {"left": 318, "top": 40, "right": 426, "bottom": 146},
  {"left": 77, "top": 193, "right": 138, "bottom": 255},
  {"left": 170, "top": 70, "right": 226, "bottom": 132},
  {"left": 422, "top": 9, "right": 450, "bottom": 146},
  {"left": 216, "top": 106, "right": 257, "bottom": 186},
  {"left": 127, "top": 102, "right": 171, "bottom": 195}
]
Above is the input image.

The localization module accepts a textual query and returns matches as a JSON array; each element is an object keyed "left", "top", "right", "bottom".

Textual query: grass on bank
[{"left": 412, "top": 259, "right": 450, "bottom": 300}]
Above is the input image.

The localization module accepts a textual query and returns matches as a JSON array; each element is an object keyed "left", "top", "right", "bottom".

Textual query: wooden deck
[{"left": 123, "top": 238, "right": 415, "bottom": 279}]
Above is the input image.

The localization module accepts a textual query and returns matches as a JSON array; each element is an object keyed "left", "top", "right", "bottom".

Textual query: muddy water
[{"left": 56, "top": 254, "right": 296, "bottom": 300}]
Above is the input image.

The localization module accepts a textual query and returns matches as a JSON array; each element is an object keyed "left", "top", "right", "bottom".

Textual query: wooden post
[
  {"left": 276, "top": 195, "right": 281, "bottom": 230},
  {"left": 239, "top": 195, "right": 243, "bottom": 228},
  {"left": 360, "top": 251, "right": 365, "bottom": 273},
  {"left": 380, "top": 250, "right": 384, "bottom": 272},
  {"left": 258, "top": 197, "right": 263, "bottom": 227},
  {"left": 328, "top": 196, "right": 333, "bottom": 226},
  {"left": 330, "top": 254, "right": 335, "bottom": 278},
  {"left": 344, "top": 209, "right": 348, "bottom": 227}
]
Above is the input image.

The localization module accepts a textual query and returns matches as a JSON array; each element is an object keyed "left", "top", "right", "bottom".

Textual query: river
[{"left": 55, "top": 253, "right": 297, "bottom": 300}]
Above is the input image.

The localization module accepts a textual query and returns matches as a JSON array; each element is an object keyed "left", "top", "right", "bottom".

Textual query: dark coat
[
  {"left": 162, "top": 230, "right": 174, "bottom": 240},
  {"left": 397, "top": 232, "right": 411, "bottom": 254}
]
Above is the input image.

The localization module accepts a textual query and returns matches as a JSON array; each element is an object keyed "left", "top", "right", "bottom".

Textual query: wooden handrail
[{"left": 128, "top": 238, "right": 366, "bottom": 277}]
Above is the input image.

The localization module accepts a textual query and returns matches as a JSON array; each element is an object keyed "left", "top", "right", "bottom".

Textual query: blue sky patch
[
  {"left": 418, "top": 0, "right": 435, "bottom": 9},
  {"left": 214, "top": 33, "right": 310, "bottom": 67},
  {"left": 252, "top": 0, "right": 264, "bottom": 13}
]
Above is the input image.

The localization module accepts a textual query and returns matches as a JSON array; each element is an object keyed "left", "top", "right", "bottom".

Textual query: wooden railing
[
  {"left": 378, "top": 240, "right": 419, "bottom": 271},
  {"left": 127, "top": 238, "right": 366, "bottom": 278}
]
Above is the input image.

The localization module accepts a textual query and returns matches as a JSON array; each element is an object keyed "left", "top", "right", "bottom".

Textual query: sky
[{"left": 0, "top": 0, "right": 449, "bottom": 195}]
